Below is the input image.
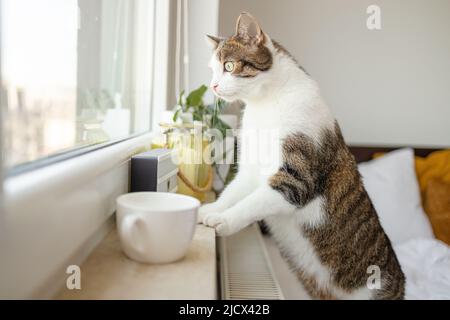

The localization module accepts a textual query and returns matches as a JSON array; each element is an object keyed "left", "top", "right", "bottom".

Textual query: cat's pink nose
[{"left": 212, "top": 84, "right": 219, "bottom": 91}]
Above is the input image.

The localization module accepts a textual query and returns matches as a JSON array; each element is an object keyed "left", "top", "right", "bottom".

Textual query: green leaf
[
  {"left": 186, "top": 85, "right": 208, "bottom": 107},
  {"left": 214, "top": 117, "right": 231, "bottom": 138},
  {"left": 173, "top": 108, "right": 181, "bottom": 122},
  {"left": 192, "top": 109, "right": 203, "bottom": 122},
  {"left": 177, "top": 90, "right": 185, "bottom": 107}
]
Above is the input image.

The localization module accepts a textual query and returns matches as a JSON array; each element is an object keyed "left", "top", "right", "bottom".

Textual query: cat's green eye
[{"left": 224, "top": 61, "right": 235, "bottom": 72}]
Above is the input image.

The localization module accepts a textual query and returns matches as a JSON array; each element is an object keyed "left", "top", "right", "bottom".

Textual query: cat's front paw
[
  {"left": 203, "top": 212, "right": 234, "bottom": 236},
  {"left": 198, "top": 203, "right": 224, "bottom": 223}
]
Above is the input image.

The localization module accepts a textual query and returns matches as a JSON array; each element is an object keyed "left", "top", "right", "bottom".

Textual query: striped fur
[
  {"left": 269, "top": 123, "right": 405, "bottom": 299},
  {"left": 215, "top": 36, "right": 273, "bottom": 78}
]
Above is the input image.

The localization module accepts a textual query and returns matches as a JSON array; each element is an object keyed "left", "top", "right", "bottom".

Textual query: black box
[{"left": 130, "top": 149, "right": 178, "bottom": 193}]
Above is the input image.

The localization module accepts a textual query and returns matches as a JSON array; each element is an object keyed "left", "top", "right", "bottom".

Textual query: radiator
[{"left": 219, "top": 223, "right": 284, "bottom": 300}]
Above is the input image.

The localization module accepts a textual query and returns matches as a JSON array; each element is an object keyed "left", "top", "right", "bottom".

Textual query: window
[
  {"left": 0, "top": 0, "right": 157, "bottom": 170},
  {"left": 0, "top": 0, "right": 171, "bottom": 299}
]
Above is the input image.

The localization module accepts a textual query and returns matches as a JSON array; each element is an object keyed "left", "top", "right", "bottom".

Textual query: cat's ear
[
  {"left": 206, "top": 34, "right": 223, "bottom": 49},
  {"left": 235, "top": 12, "right": 265, "bottom": 44}
]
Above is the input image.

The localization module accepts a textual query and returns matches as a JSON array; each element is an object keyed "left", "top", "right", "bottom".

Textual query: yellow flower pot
[{"left": 152, "top": 127, "right": 214, "bottom": 202}]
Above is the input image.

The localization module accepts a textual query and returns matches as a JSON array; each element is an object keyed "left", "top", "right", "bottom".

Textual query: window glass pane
[{"left": 0, "top": 0, "right": 154, "bottom": 168}]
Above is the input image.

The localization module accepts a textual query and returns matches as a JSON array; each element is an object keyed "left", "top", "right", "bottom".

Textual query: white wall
[{"left": 219, "top": 0, "right": 450, "bottom": 147}]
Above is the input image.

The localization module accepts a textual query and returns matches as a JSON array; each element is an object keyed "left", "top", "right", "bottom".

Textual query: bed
[{"left": 349, "top": 146, "right": 450, "bottom": 300}]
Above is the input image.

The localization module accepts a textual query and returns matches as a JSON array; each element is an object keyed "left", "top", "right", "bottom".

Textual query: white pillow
[{"left": 358, "top": 148, "right": 434, "bottom": 245}]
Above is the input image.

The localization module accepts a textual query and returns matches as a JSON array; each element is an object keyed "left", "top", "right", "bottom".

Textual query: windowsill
[
  {"left": 55, "top": 224, "right": 217, "bottom": 300},
  {"left": 1, "top": 132, "right": 158, "bottom": 298}
]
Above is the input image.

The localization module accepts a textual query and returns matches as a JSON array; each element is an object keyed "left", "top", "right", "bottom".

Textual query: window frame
[{"left": 6, "top": 132, "right": 149, "bottom": 177}]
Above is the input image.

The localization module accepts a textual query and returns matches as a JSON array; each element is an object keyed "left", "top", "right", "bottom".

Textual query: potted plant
[{"left": 156, "top": 85, "right": 234, "bottom": 202}]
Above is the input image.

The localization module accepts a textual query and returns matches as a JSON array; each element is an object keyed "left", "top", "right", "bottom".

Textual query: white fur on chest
[{"left": 238, "top": 103, "right": 282, "bottom": 181}]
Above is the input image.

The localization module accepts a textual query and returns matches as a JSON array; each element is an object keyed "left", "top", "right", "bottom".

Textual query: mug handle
[{"left": 120, "top": 214, "right": 146, "bottom": 255}]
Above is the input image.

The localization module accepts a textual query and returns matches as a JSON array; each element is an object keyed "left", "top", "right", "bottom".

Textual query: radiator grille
[{"left": 219, "top": 224, "right": 284, "bottom": 300}]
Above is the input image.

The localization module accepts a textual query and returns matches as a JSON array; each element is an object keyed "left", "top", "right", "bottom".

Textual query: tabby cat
[{"left": 199, "top": 12, "right": 405, "bottom": 300}]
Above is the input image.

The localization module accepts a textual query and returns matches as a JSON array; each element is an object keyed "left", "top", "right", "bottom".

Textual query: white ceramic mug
[{"left": 116, "top": 192, "right": 200, "bottom": 264}]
